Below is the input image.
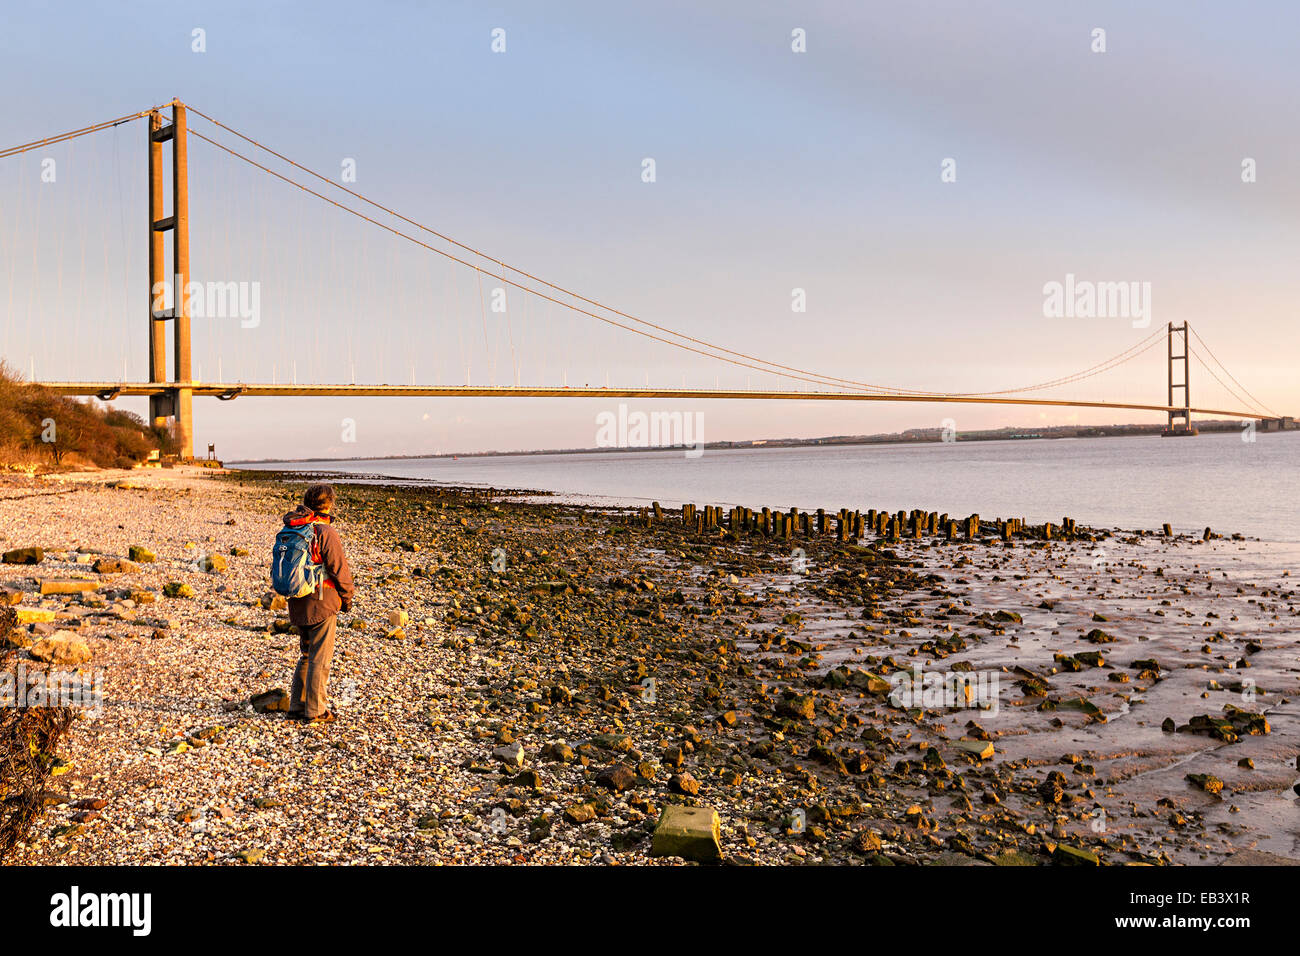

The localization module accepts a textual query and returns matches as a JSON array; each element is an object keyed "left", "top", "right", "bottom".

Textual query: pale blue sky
[{"left": 2, "top": 1, "right": 1297, "bottom": 457}]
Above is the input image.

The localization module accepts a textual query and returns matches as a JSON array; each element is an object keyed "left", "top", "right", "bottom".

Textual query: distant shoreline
[{"left": 228, "top": 418, "right": 1256, "bottom": 465}]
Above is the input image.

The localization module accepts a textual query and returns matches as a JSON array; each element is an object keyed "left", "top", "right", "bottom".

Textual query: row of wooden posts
[{"left": 637, "top": 501, "right": 1085, "bottom": 542}]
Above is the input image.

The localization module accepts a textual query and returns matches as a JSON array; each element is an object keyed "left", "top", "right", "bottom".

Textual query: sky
[{"left": 2, "top": 0, "right": 1298, "bottom": 458}]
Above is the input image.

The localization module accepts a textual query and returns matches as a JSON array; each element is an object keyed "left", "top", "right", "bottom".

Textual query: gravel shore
[{"left": 2, "top": 467, "right": 1296, "bottom": 865}]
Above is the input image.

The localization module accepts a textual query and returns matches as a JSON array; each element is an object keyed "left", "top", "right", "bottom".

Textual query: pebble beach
[{"left": 2, "top": 466, "right": 1297, "bottom": 866}]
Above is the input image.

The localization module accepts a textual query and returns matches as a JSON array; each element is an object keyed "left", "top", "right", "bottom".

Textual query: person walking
[{"left": 275, "top": 484, "right": 354, "bottom": 724}]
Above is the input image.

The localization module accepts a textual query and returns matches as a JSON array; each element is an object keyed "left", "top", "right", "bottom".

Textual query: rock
[
  {"left": 128, "top": 546, "right": 156, "bottom": 563},
  {"left": 260, "top": 592, "right": 288, "bottom": 611},
  {"left": 29, "top": 633, "right": 92, "bottom": 666},
  {"left": 38, "top": 579, "right": 99, "bottom": 596},
  {"left": 236, "top": 848, "right": 265, "bottom": 864},
  {"left": 1084, "top": 628, "right": 1116, "bottom": 644},
  {"left": 542, "top": 742, "right": 575, "bottom": 763},
  {"left": 596, "top": 764, "right": 638, "bottom": 792},
  {"left": 650, "top": 805, "right": 722, "bottom": 863},
  {"left": 2, "top": 547, "right": 44, "bottom": 565},
  {"left": 850, "top": 830, "right": 883, "bottom": 854},
  {"left": 669, "top": 772, "right": 701, "bottom": 796},
  {"left": 15, "top": 608, "right": 55, "bottom": 624},
  {"left": 0, "top": 586, "right": 25, "bottom": 606},
  {"left": 92, "top": 558, "right": 138, "bottom": 574},
  {"left": 777, "top": 694, "right": 816, "bottom": 720},
  {"left": 563, "top": 802, "right": 597, "bottom": 825},
  {"left": 200, "top": 554, "right": 228, "bottom": 574},
  {"left": 848, "top": 670, "right": 892, "bottom": 695},
  {"left": 993, "top": 610, "right": 1022, "bottom": 623},
  {"left": 388, "top": 610, "right": 410, "bottom": 627},
  {"left": 512, "top": 769, "right": 542, "bottom": 789},
  {"left": 250, "top": 688, "right": 291, "bottom": 713},
  {"left": 1056, "top": 697, "right": 1104, "bottom": 721},
  {"left": 591, "top": 733, "right": 633, "bottom": 752},
  {"left": 953, "top": 740, "right": 995, "bottom": 760},
  {"left": 1052, "top": 843, "right": 1099, "bottom": 866},
  {"left": 163, "top": 582, "right": 195, "bottom": 599},
  {"left": 1186, "top": 773, "right": 1224, "bottom": 795},
  {"left": 492, "top": 742, "right": 525, "bottom": 767}
]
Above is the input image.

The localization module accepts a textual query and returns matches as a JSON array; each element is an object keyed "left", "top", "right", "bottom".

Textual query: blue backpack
[{"left": 270, "top": 522, "right": 324, "bottom": 598}]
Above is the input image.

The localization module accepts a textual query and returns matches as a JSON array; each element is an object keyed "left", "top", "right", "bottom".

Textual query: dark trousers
[{"left": 290, "top": 616, "right": 337, "bottom": 719}]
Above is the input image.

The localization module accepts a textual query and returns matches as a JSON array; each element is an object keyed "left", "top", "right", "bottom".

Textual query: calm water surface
[{"left": 243, "top": 430, "right": 1300, "bottom": 543}]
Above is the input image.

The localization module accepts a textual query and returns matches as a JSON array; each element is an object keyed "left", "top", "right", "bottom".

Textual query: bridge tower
[
  {"left": 1163, "top": 321, "right": 1195, "bottom": 437},
  {"left": 146, "top": 101, "right": 194, "bottom": 459}
]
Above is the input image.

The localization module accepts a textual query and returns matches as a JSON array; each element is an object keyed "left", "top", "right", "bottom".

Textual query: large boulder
[
  {"left": 2, "top": 547, "right": 44, "bottom": 565},
  {"left": 39, "top": 580, "right": 99, "bottom": 596},
  {"left": 29, "top": 632, "right": 93, "bottom": 666},
  {"left": 650, "top": 805, "right": 722, "bottom": 863}
]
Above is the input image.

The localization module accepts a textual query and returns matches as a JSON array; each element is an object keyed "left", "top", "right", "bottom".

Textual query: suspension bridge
[{"left": 2, "top": 100, "right": 1287, "bottom": 459}]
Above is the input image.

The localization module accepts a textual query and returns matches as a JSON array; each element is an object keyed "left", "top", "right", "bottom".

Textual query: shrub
[
  {"left": 0, "top": 362, "right": 169, "bottom": 468},
  {"left": 0, "top": 607, "right": 75, "bottom": 861}
]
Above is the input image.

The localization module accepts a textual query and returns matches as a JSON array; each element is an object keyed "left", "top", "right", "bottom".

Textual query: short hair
[{"left": 303, "top": 484, "right": 336, "bottom": 513}]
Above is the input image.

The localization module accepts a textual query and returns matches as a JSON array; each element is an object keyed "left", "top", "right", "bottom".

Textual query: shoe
[
  {"left": 286, "top": 709, "right": 305, "bottom": 720},
  {"left": 303, "top": 710, "right": 336, "bottom": 725}
]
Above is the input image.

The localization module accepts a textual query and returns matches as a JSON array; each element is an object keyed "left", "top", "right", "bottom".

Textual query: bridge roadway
[{"left": 29, "top": 381, "right": 1266, "bottom": 420}]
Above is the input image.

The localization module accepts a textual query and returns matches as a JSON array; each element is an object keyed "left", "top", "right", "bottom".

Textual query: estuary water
[{"left": 242, "top": 430, "right": 1300, "bottom": 543}]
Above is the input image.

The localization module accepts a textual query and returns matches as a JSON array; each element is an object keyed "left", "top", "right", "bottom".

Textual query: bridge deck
[{"left": 27, "top": 382, "right": 1266, "bottom": 420}]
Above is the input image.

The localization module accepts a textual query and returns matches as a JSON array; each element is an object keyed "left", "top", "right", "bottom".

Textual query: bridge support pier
[{"left": 145, "top": 101, "right": 194, "bottom": 458}]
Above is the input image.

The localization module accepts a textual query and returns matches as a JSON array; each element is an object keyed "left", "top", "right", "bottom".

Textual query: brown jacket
[{"left": 283, "top": 506, "right": 355, "bottom": 626}]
